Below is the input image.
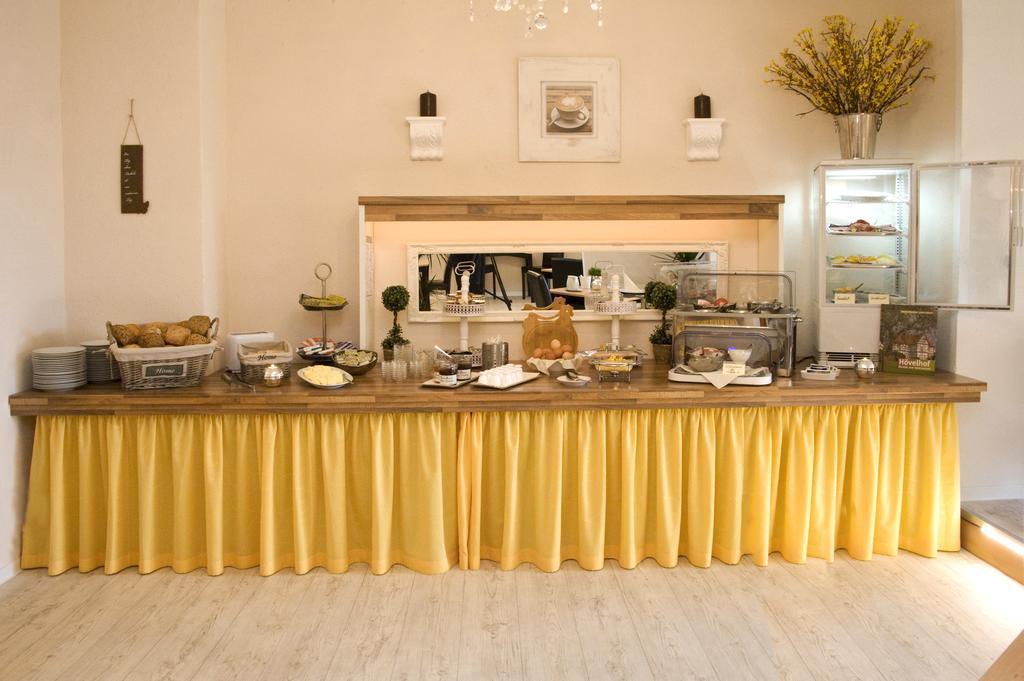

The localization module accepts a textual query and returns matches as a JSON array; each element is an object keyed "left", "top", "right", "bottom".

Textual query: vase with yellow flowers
[{"left": 766, "top": 15, "right": 933, "bottom": 159}]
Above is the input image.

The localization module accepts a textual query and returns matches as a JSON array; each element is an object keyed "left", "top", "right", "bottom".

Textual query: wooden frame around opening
[{"left": 357, "top": 195, "right": 786, "bottom": 347}]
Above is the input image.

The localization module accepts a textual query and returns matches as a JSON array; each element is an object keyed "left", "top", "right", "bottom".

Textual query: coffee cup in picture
[
  {"left": 566, "top": 275, "right": 582, "bottom": 291},
  {"left": 554, "top": 94, "right": 587, "bottom": 122}
]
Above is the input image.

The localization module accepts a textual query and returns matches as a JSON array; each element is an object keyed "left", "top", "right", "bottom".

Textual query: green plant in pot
[
  {"left": 644, "top": 281, "right": 677, "bottom": 364},
  {"left": 381, "top": 285, "right": 411, "bottom": 360},
  {"left": 587, "top": 266, "right": 603, "bottom": 290}
]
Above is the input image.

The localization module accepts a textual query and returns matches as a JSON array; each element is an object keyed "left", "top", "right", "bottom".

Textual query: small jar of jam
[
  {"left": 452, "top": 351, "right": 473, "bottom": 381},
  {"left": 436, "top": 360, "right": 457, "bottom": 386}
]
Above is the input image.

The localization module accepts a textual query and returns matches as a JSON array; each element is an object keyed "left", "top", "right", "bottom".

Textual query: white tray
[
  {"left": 667, "top": 369, "right": 773, "bottom": 386},
  {"left": 472, "top": 372, "right": 542, "bottom": 390},
  {"left": 421, "top": 372, "right": 479, "bottom": 389}
]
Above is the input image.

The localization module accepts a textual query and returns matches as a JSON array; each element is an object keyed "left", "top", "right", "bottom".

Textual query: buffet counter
[
  {"left": 10, "top": 367, "right": 984, "bottom": 578},
  {"left": 9, "top": 367, "right": 985, "bottom": 415}
]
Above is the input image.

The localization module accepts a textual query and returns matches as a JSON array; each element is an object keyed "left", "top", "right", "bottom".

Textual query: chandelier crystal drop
[{"left": 471, "top": 0, "right": 605, "bottom": 36}]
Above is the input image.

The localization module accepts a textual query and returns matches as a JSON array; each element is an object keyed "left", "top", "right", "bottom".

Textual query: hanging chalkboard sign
[
  {"left": 120, "top": 144, "right": 148, "bottom": 213},
  {"left": 120, "top": 99, "right": 149, "bottom": 214}
]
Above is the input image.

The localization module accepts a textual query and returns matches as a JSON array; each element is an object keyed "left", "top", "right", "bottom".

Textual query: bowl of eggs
[{"left": 525, "top": 339, "right": 582, "bottom": 376}]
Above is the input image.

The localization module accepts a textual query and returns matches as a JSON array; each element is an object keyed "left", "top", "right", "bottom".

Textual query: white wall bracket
[
  {"left": 685, "top": 118, "right": 726, "bottom": 161},
  {"left": 406, "top": 116, "right": 446, "bottom": 161}
]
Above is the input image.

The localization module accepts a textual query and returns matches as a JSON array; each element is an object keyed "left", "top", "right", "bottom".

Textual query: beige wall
[
  {"left": 0, "top": 0, "right": 66, "bottom": 580},
  {"left": 955, "top": 0, "right": 1024, "bottom": 500},
  {"left": 56, "top": 1, "right": 958, "bottom": 350},
  {"left": 219, "top": 0, "right": 958, "bottom": 351},
  {"left": 61, "top": 0, "right": 220, "bottom": 340}
]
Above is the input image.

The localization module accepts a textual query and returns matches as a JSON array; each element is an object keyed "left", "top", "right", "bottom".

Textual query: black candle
[
  {"left": 694, "top": 93, "right": 711, "bottom": 119},
  {"left": 419, "top": 91, "right": 437, "bottom": 117}
]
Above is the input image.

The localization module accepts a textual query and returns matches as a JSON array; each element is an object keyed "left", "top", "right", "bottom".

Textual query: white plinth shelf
[
  {"left": 407, "top": 116, "right": 446, "bottom": 161},
  {"left": 685, "top": 118, "right": 726, "bottom": 161}
]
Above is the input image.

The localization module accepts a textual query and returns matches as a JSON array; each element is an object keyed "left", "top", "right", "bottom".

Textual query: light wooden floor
[{"left": 0, "top": 551, "right": 1021, "bottom": 681}]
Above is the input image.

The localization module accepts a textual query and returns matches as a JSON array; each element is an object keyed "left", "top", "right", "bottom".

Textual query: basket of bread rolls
[{"left": 106, "top": 315, "right": 219, "bottom": 390}]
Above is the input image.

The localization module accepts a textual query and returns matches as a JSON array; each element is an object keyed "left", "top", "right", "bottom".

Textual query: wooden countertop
[{"left": 8, "top": 364, "right": 986, "bottom": 417}]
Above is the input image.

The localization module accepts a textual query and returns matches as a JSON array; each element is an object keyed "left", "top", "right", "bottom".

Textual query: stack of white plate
[
  {"left": 81, "top": 340, "right": 120, "bottom": 383},
  {"left": 32, "top": 346, "right": 87, "bottom": 391}
]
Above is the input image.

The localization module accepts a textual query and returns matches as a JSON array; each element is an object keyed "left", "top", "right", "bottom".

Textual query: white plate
[
  {"left": 297, "top": 366, "right": 353, "bottom": 389},
  {"left": 34, "top": 383, "right": 86, "bottom": 391},
  {"left": 33, "top": 346, "right": 87, "bottom": 355},
  {"left": 556, "top": 375, "right": 591, "bottom": 387},
  {"left": 830, "top": 263, "right": 902, "bottom": 269},
  {"left": 550, "top": 106, "right": 590, "bottom": 130}
]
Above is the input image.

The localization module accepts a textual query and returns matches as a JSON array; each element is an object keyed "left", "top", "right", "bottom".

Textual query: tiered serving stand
[
  {"left": 444, "top": 262, "right": 485, "bottom": 364},
  {"left": 298, "top": 262, "right": 348, "bottom": 364},
  {"left": 592, "top": 271, "right": 639, "bottom": 349}
]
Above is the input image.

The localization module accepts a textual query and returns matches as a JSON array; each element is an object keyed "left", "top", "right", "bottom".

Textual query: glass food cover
[
  {"left": 668, "top": 271, "right": 799, "bottom": 376},
  {"left": 672, "top": 328, "right": 774, "bottom": 375},
  {"left": 672, "top": 269, "right": 795, "bottom": 311}
]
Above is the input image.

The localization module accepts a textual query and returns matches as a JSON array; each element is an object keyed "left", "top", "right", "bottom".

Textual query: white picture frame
[{"left": 518, "top": 57, "right": 621, "bottom": 162}]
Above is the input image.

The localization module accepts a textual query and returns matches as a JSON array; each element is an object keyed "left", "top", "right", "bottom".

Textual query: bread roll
[
  {"left": 184, "top": 315, "right": 211, "bottom": 336},
  {"left": 185, "top": 333, "right": 209, "bottom": 345},
  {"left": 137, "top": 329, "right": 165, "bottom": 348},
  {"left": 164, "top": 324, "right": 190, "bottom": 346},
  {"left": 111, "top": 324, "right": 137, "bottom": 347}
]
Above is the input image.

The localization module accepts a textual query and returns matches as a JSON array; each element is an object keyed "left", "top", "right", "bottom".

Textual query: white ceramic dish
[
  {"left": 297, "top": 365, "right": 353, "bottom": 389},
  {"left": 556, "top": 375, "right": 591, "bottom": 387},
  {"left": 727, "top": 348, "right": 752, "bottom": 364},
  {"left": 800, "top": 365, "right": 841, "bottom": 381},
  {"left": 473, "top": 372, "right": 542, "bottom": 390}
]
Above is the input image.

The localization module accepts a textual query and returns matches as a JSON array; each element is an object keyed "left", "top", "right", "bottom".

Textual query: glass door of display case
[{"left": 915, "top": 161, "right": 1022, "bottom": 310}]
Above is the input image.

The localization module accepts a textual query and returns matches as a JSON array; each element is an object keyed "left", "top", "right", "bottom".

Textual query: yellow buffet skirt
[{"left": 22, "top": 404, "right": 960, "bottom": 576}]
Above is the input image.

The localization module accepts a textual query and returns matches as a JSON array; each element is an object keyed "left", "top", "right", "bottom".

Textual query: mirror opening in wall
[{"left": 408, "top": 242, "right": 729, "bottom": 320}]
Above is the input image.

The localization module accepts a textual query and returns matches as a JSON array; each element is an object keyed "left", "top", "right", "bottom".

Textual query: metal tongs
[{"left": 221, "top": 369, "right": 256, "bottom": 392}]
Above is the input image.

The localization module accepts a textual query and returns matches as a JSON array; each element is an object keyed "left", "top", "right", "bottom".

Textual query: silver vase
[{"left": 834, "top": 113, "right": 882, "bottom": 159}]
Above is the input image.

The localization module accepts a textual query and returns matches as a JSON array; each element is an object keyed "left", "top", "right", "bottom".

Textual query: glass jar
[
  {"left": 451, "top": 351, "right": 473, "bottom": 381},
  {"left": 435, "top": 359, "right": 457, "bottom": 386}
]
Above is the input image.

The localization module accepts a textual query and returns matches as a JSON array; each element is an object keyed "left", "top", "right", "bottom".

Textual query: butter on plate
[{"left": 298, "top": 365, "right": 353, "bottom": 389}]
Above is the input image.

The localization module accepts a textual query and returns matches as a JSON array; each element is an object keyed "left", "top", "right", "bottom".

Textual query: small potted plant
[
  {"left": 644, "top": 281, "right": 677, "bottom": 364},
  {"left": 380, "top": 285, "right": 411, "bottom": 360},
  {"left": 586, "top": 266, "right": 603, "bottom": 290}
]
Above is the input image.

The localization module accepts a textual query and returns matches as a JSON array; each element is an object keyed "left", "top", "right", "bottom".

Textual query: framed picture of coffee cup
[{"left": 518, "top": 57, "right": 620, "bottom": 162}]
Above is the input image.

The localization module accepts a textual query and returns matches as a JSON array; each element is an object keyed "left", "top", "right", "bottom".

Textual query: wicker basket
[
  {"left": 238, "top": 340, "right": 293, "bottom": 384},
  {"left": 107, "top": 318, "right": 219, "bottom": 390}
]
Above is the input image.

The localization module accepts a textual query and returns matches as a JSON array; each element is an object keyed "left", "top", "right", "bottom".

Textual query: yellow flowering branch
[{"left": 765, "top": 15, "right": 934, "bottom": 116}]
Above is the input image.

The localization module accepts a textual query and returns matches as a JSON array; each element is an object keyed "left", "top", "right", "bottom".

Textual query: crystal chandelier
[{"left": 468, "top": 1, "right": 606, "bottom": 36}]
